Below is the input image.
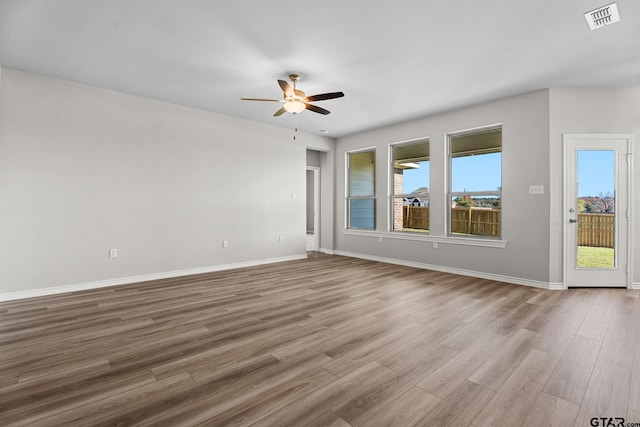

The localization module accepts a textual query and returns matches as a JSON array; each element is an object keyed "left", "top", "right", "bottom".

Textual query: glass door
[{"left": 564, "top": 135, "right": 630, "bottom": 287}]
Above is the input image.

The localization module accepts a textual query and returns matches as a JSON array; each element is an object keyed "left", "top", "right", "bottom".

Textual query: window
[
  {"left": 391, "top": 139, "right": 430, "bottom": 233},
  {"left": 448, "top": 126, "right": 502, "bottom": 237},
  {"left": 347, "top": 149, "right": 376, "bottom": 229}
]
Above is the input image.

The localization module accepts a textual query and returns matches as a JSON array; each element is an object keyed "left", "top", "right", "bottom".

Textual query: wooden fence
[
  {"left": 403, "top": 206, "right": 430, "bottom": 230},
  {"left": 402, "top": 208, "right": 614, "bottom": 247},
  {"left": 450, "top": 207, "right": 501, "bottom": 237},
  {"left": 403, "top": 206, "right": 501, "bottom": 237},
  {"left": 577, "top": 213, "right": 614, "bottom": 248}
]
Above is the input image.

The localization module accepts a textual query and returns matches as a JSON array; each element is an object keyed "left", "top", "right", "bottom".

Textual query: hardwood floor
[{"left": 1, "top": 253, "right": 639, "bottom": 426}]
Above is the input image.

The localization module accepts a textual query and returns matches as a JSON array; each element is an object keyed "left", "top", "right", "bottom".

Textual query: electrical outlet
[
  {"left": 222, "top": 240, "right": 229, "bottom": 248},
  {"left": 433, "top": 242, "right": 438, "bottom": 249},
  {"left": 290, "top": 192, "right": 296, "bottom": 199},
  {"left": 279, "top": 235, "right": 284, "bottom": 243},
  {"left": 109, "top": 248, "right": 118, "bottom": 258}
]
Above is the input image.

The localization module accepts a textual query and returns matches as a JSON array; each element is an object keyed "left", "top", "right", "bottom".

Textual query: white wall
[
  {"left": 549, "top": 88, "right": 640, "bottom": 286},
  {"left": 0, "top": 69, "right": 334, "bottom": 297},
  {"left": 306, "top": 149, "right": 321, "bottom": 167},
  {"left": 335, "top": 90, "right": 552, "bottom": 285}
]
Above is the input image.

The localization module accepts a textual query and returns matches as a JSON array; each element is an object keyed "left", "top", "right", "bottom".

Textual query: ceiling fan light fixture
[
  {"left": 242, "top": 73, "right": 343, "bottom": 117},
  {"left": 284, "top": 101, "right": 305, "bottom": 114}
]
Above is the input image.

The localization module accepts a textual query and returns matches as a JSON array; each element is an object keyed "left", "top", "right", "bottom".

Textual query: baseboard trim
[
  {"left": 334, "top": 250, "right": 557, "bottom": 290},
  {"left": 0, "top": 254, "right": 307, "bottom": 302},
  {"left": 631, "top": 282, "right": 640, "bottom": 290},
  {"left": 319, "top": 248, "right": 335, "bottom": 255}
]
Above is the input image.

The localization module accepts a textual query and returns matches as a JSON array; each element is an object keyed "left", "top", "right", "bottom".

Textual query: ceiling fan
[{"left": 241, "top": 74, "right": 344, "bottom": 117}]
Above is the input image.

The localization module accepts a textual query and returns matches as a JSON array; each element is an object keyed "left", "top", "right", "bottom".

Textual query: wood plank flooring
[{"left": 1, "top": 253, "right": 639, "bottom": 426}]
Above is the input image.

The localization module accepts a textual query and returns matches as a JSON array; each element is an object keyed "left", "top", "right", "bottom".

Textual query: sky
[
  {"left": 402, "top": 150, "right": 615, "bottom": 197},
  {"left": 577, "top": 150, "right": 615, "bottom": 197},
  {"left": 402, "top": 153, "right": 501, "bottom": 194},
  {"left": 402, "top": 162, "right": 430, "bottom": 193}
]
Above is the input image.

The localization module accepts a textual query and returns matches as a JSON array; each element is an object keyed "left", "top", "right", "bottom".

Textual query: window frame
[
  {"left": 446, "top": 124, "right": 502, "bottom": 239},
  {"left": 346, "top": 148, "right": 376, "bottom": 230},
  {"left": 389, "top": 137, "right": 431, "bottom": 234}
]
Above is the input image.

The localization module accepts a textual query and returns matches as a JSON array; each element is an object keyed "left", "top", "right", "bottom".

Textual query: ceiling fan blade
[
  {"left": 241, "top": 98, "right": 281, "bottom": 102},
  {"left": 273, "top": 106, "right": 287, "bottom": 117},
  {"left": 306, "top": 92, "right": 344, "bottom": 102},
  {"left": 278, "top": 80, "right": 293, "bottom": 97},
  {"left": 305, "top": 104, "right": 330, "bottom": 115}
]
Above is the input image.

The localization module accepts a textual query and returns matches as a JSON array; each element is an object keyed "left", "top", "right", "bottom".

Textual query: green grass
[
  {"left": 400, "top": 228, "right": 429, "bottom": 233},
  {"left": 577, "top": 246, "right": 614, "bottom": 268}
]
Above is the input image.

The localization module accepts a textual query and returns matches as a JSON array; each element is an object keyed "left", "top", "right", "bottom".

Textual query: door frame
[
  {"left": 307, "top": 166, "right": 321, "bottom": 251},
  {"left": 562, "top": 133, "right": 634, "bottom": 288}
]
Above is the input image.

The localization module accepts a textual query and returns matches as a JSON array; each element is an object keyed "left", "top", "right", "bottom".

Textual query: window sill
[{"left": 343, "top": 229, "right": 507, "bottom": 248}]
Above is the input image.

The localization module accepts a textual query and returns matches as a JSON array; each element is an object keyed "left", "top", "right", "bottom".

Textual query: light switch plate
[{"left": 529, "top": 185, "right": 544, "bottom": 195}]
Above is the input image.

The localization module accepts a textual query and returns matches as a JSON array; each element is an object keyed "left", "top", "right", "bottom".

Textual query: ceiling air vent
[{"left": 584, "top": 3, "right": 621, "bottom": 30}]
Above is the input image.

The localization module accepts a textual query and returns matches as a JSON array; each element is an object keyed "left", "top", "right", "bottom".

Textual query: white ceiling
[{"left": 1, "top": 0, "right": 638, "bottom": 138}]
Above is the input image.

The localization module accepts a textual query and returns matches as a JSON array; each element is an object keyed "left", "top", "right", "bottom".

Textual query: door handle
[{"left": 569, "top": 218, "right": 578, "bottom": 223}]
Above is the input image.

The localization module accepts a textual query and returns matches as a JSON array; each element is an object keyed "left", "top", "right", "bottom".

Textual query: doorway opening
[{"left": 306, "top": 166, "right": 320, "bottom": 251}]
